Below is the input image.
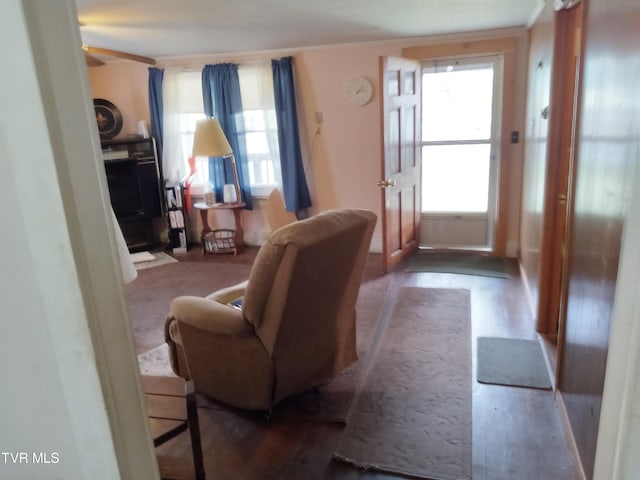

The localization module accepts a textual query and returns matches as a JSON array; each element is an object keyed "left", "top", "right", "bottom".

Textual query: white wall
[{"left": 0, "top": 1, "right": 157, "bottom": 478}]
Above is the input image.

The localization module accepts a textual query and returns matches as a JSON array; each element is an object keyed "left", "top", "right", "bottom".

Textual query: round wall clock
[
  {"left": 93, "top": 98, "right": 123, "bottom": 140},
  {"left": 345, "top": 76, "right": 373, "bottom": 106}
]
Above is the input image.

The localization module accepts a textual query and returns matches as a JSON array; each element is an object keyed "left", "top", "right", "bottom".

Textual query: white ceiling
[{"left": 75, "top": 0, "right": 541, "bottom": 61}]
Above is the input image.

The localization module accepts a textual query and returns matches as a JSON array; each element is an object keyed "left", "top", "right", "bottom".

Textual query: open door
[{"left": 379, "top": 56, "right": 422, "bottom": 271}]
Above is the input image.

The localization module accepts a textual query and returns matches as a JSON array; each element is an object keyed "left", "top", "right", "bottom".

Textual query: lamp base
[{"left": 223, "top": 184, "right": 238, "bottom": 204}]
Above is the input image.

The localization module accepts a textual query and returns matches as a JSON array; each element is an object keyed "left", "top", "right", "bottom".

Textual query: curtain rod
[{"left": 158, "top": 55, "right": 286, "bottom": 70}]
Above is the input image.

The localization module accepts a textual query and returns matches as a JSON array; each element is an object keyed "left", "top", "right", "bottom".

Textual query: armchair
[{"left": 164, "top": 209, "right": 377, "bottom": 410}]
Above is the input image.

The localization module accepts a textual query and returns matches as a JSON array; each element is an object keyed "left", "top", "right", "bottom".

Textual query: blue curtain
[
  {"left": 271, "top": 56, "right": 312, "bottom": 212},
  {"left": 201, "top": 63, "right": 252, "bottom": 209},
  {"left": 147, "top": 67, "right": 164, "bottom": 175}
]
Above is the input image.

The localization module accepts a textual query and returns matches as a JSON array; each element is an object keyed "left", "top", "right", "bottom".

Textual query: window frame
[{"left": 172, "top": 66, "right": 282, "bottom": 198}]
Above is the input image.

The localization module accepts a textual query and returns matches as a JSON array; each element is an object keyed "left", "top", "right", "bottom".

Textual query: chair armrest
[
  {"left": 169, "top": 295, "right": 253, "bottom": 338},
  {"left": 205, "top": 280, "right": 249, "bottom": 305}
]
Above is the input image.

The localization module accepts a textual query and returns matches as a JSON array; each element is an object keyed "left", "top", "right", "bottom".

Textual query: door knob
[{"left": 377, "top": 179, "right": 397, "bottom": 188}]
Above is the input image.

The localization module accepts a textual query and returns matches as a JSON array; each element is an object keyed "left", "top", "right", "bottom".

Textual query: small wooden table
[
  {"left": 193, "top": 202, "right": 246, "bottom": 254},
  {"left": 141, "top": 375, "right": 206, "bottom": 480}
]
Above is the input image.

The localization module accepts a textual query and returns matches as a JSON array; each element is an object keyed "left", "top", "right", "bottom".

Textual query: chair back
[{"left": 242, "top": 209, "right": 376, "bottom": 403}]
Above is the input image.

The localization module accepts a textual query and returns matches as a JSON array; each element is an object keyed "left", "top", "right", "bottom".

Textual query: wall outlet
[{"left": 314, "top": 111, "right": 323, "bottom": 124}]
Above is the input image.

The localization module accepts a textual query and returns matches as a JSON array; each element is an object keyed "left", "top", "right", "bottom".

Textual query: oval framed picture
[{"left": 93, "top": 98, "right": 123, "bottom": 140}]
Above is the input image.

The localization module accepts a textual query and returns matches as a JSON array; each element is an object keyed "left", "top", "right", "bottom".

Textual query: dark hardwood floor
[{"left": 135, "top": 249, "right": 579, "bottom": 480}]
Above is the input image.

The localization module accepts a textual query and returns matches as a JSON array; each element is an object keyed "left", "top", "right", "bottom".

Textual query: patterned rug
[{"left": 334, "top": 287, "right": 472, "bottom": 480}]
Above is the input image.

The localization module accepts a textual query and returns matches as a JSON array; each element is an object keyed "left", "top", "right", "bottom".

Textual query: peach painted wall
[
  {"left": 88, "top": 62, "right": 151, "bottom": 139},
  {"left": 293, "top": 42, "right": 402, "bottom": 252},
  {"left": 87, "top": 28, "right": 528, "bottom": 253}
]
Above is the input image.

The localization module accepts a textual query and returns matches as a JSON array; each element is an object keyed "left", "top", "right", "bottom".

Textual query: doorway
[{"left": 419, "top": 56, "right": 503, "bottom": 250}]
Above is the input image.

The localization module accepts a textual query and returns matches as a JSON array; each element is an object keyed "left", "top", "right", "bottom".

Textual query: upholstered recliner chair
[{"left": 164, "top": 209, "right": 377, "bottom": 410}]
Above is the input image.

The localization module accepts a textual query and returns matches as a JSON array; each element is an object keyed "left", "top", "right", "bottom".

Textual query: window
[
  {"left": 179, "top": 112, "right": 207, "bottom": 185},
  {"left": 244, "top": 109, "right": 279, "bottom": 190},
  {"left": 166, "top": 65, "right": 281, "bottom": 197},
  {"left": 174, "top": 71, "right": 208, "bottom": 186},
  {"left": 421, "top": 59, "right": 498, "bottom": 213},
  {"left": 238, "top": 64, "right": 282, "bottom": 196}
]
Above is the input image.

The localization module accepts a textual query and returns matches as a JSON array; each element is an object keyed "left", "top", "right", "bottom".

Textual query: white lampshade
[{"left": 192, "top": 117, "right": 233, "bottom": 157}]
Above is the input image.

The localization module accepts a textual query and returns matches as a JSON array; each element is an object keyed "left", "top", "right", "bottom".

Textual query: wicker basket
[{"left": 203, "top": 229, "right": 236, "bottom": 255}]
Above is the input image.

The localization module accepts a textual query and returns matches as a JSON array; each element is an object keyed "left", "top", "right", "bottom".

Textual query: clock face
[{"left": 345, "top": 76, "right": 373, "bottom": 106}]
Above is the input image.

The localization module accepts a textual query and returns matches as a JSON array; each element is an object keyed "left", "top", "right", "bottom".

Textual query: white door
[{"left": 420, "top": 55, "right": 503, "bottom": 250}]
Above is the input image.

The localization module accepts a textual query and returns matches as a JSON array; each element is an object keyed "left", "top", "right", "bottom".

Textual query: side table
[
  {"left": 193, "top": 202, "right": 246, "bottom": 255},
  {"left": 141, "top": 375, "right": 206, "bottom": 480}
]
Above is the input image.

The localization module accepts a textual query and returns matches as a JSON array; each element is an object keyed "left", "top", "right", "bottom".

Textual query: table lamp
[{"left": 192, "top": 117, "right": 242, "bottom": 204}]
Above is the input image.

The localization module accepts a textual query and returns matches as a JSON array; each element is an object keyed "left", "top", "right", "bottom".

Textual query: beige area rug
[
  {"left": 132, "top": 251, "right": 178, "bottom": 270},
  {"left": 333, "top": 287, "right": 472, "bottom": 480}
]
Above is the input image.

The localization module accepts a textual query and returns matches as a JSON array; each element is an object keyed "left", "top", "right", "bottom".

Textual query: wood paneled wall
[
  {"left": 559, "top": 0, "right": 640, "bottom": 477},
  {"left": 521, "top": 0, "right": 640, "bottom": 476}
]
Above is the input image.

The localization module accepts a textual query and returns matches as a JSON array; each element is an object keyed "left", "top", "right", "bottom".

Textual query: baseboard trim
[
  {"left": 518, "top": 259, "right": 537, "bottom": 323},
  {"left": 537, "top": 334, "right": 558, "bottom": 391},
  {"left": 555, "top": 390, "right": 587, "bottom": 480}
]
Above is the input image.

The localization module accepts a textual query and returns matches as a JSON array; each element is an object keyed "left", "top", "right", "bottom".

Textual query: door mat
[
  {"left": 477, "top": 337, "right": 552, "bottom": 390},
  {"left": 406, "top": 252, "right": 510, "bottom": 278}
]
